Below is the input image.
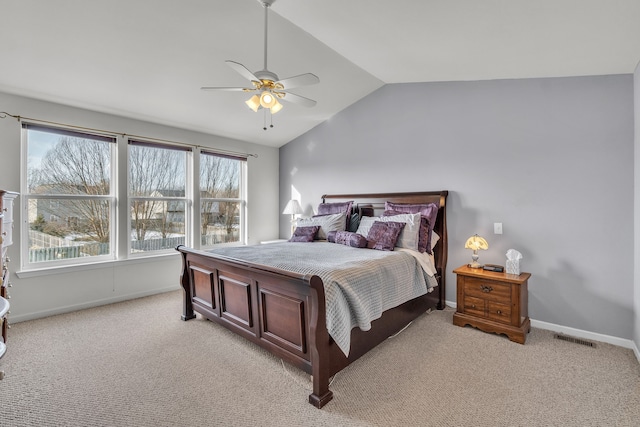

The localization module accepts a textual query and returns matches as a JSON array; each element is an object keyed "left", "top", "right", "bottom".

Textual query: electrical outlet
[{"left": 494, "top": 222, "right": 503, "bottom": 234}]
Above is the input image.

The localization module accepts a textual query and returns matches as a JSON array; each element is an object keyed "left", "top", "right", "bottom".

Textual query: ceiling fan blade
[
  {"left": 200, "top": 86, "right": 252, "bottom": 91},
  {"left": 276, "top": 73, "right": 319, "bottom": 90},
  {"left": 280, "top": 92, "right": 317, "bottom": 108},
  {"left": 225, "top": 60, "right": 260, "bottom": 83}
]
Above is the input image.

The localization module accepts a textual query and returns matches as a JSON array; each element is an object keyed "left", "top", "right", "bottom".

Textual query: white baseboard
[
  {"left": 445, "top": 300, "right": 640, "bottom": 363},
  {"left": 10, "top": 285, "right": 180, "bottom": 323}
]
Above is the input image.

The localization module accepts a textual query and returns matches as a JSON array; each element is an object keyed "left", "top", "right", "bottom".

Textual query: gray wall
[
  {"left": 0, "top": 91, "right": 280, "bottom": 322},
  {"left": 280, "top": 75, "right": 635, "bottom": 340}
]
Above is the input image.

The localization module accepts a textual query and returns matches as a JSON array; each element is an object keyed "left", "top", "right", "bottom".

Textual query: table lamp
[
  {"left": 282, "top": 199, "right": 303, "bottom": 235},
  {"left": 465, "top": 234, "right": 489, "bottom": 268}
]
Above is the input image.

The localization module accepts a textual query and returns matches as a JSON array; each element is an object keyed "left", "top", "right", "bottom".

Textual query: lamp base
[{"left": 468, "top": 262, "right": 483, "bottom": 269}]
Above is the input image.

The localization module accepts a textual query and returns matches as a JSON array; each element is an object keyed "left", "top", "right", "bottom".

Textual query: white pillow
[
  {"left": 356, "top": 213, "right": 421, "bottom": 251},
  {"left": 430, "top": 231, "right": 440, "bottom": 250},
  {"left": 295, "top": 212, "right": 346, "bottom": 240}
]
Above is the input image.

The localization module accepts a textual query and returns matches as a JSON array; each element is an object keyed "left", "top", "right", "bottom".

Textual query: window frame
[
  {"left": 19, "top": 122, "right": 249, "bottom": 272},
  {"left": 198, "top": 150, "right": 247, "bottom": 249},
  {"left": 127, "top": 139, "right": 192, "bottom": 257},
  {"left": 21, "top": 123, "right": 118, "bottom": 270}
]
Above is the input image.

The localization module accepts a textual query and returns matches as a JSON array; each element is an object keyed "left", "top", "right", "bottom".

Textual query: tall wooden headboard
[{"left": 322, "top": 191, "right": 448, "bottom": 309}]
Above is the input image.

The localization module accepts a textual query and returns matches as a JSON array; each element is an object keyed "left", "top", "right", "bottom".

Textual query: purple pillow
[
  {"left": 366, "top": 221, "right": 405, "bottom": 251},
  {"left": 384, "top": 202, "right": 439, "bottom": 254},
  {"left": 327, "top": 230, "right": 368, "bottom": 248},
  {"left": 318, "top": 201, "right": 353, "bottom": 230},
  {"left": 289, "top": 226, "right": 320, "bottom": 242},
  {"left": 383, "top": 210, "right": 429, "bottom": 254}
]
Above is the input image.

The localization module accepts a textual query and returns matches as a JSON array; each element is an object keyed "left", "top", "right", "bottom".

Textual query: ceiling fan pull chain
[{"left": 263, "top": 109, "right": 267, "bottom": 131}]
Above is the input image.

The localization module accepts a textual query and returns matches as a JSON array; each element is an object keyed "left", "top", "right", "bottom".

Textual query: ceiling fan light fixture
[
  {"left": 201, "top": 0, "right": 318, "bottom": 128},
  {"left": 260, "top": 91, "right": 277, "bottom": 108},
  {"left": 245, "top": 94, "right": 261, "bottom": 112},
  {"left": 270, "top": 99, "right": 283, "bottom": 114}
]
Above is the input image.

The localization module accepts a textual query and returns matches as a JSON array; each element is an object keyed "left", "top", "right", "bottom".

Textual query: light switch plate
[{"left": 494, "top": 222, "right": 503, "bottom": 234}]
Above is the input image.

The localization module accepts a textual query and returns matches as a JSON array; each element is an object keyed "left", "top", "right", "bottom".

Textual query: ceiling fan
[{"left": 201, "top": 0, "right": 319, "bottom": 120}]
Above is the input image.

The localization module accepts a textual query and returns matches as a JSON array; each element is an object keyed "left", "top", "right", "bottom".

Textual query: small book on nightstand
[{"left": 482, "top": 264, "right": 504, "bottom": 272}]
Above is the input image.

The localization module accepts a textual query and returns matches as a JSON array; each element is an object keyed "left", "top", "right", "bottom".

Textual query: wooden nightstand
[{"left": 453, "top": 265, "right": 530, "bottom": 344}]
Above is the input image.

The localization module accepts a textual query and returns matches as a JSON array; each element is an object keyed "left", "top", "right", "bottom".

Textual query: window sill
[{"left": 16, "top": 252, "right": 181, "bottom": 279}]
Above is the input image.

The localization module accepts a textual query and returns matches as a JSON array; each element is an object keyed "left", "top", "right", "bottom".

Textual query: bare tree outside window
[
  {"left": 200, "top": 153, "right": 243, "bottom": 246},
  {"left": 128, "top": 142, "right": 187, "bottom": 253},
  {"left": 25, "top": 127, "right": 114, "bottom": 263}
]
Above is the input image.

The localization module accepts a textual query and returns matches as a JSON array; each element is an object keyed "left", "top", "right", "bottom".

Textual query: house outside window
[
  {"left": 128, "top": 140, "right": 190, "bottom": 254},
  {"left": 23, "top": 123, "right": 116, "bottom": 267},
  {"left": 199, "top": 151, "right": 246, "bottom": 247}
]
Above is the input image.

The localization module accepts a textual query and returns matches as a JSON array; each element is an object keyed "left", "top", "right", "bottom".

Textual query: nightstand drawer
[
  {"left": 464, "top": 277, "right": 511, "bottom": 303},
  {"left": 464, "top": 295, "right": 485, "bottom": 317},
  {"left": 487, "top": 301, "right": 511, "bottom": 324}
]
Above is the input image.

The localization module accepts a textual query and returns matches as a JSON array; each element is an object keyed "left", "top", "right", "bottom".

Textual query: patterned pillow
[
  {"left": 327, "top": 230, "right": 368, "bottom": 248},
  {"left": 366, "top": 221, "right": 405, "bottom": 251},
  {"left": 384, "top": 202, "right": 439, "bottom": 254},
  {"left": 288, "top": 226, "right": 320, "bottom": 242}
]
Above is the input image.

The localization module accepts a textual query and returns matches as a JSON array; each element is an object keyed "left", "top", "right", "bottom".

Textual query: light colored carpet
[{"left": 1, "top": 290, "right": 638, "bottom": 427}]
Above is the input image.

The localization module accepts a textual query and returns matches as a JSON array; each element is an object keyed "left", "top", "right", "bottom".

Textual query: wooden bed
[{"left": 176, "top": 191, "right": 448, "bottom": 408}]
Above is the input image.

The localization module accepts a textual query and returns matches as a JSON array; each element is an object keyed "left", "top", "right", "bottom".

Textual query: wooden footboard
[{"left": 177, "top": 245, "right": 334, "bottom": 406}]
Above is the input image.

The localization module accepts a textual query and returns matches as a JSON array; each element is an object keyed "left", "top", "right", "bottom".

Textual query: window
[
  {"left": 21, "top": 123, "right": 247, "bottom": 270},
  {"left": 23, "top": 124, "right": 116, "bottom": 267},
  {"left": 128, "top": 140, "right": 190, "bottom": 254},
  {"left": 199, "top": 151, "right": 246, "bottom": 247}
]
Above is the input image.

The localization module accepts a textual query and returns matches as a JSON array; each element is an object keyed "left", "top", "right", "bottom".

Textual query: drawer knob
[
  {"left": 481, "top": 285, "right": 493, "bottom": 293},
  {"left": 497, "top": 310, "right": 502, "bottom": 314}
]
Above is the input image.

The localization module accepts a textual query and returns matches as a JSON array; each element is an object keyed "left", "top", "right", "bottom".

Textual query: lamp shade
[
  {"left": 260, "top": 91, "right": 277, "bottom": 108},
  {"left": 465, "top": 234, "right": 489, "bottom": 251},
  {"left": 282, "top": 199, "right": 303, "bottom": 215},
  {"left": 465, "top": 234, "right": 488, "bottom": 268},
  {"left": 245, "top": 94, "right": 260, "bottom": 112},
  {"left": 270, "top": 98, "right": 283, "bottom": 114}
]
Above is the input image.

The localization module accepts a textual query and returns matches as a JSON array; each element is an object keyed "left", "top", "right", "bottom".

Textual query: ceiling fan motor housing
[{"left": 255, "top": 70, "right": 279, "bottom": 82}]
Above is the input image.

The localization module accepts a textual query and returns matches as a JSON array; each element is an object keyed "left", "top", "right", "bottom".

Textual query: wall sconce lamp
[{"left": 465, "top": 234, "right": 489, "bottom": 268}]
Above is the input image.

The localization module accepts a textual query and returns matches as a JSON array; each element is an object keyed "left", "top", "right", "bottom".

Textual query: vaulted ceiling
[{"left": 1, "top": 0, "right": 639, "bottom": 147}]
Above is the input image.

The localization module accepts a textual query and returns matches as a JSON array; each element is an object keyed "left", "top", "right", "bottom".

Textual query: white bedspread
[{"left": 208, "top": 242, "right": 437, "bottom": 356}]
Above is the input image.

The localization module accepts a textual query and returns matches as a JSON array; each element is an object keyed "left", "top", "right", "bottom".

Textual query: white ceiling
[{"left": 1, "top": 0, "right": 639, "bottom": 148}]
